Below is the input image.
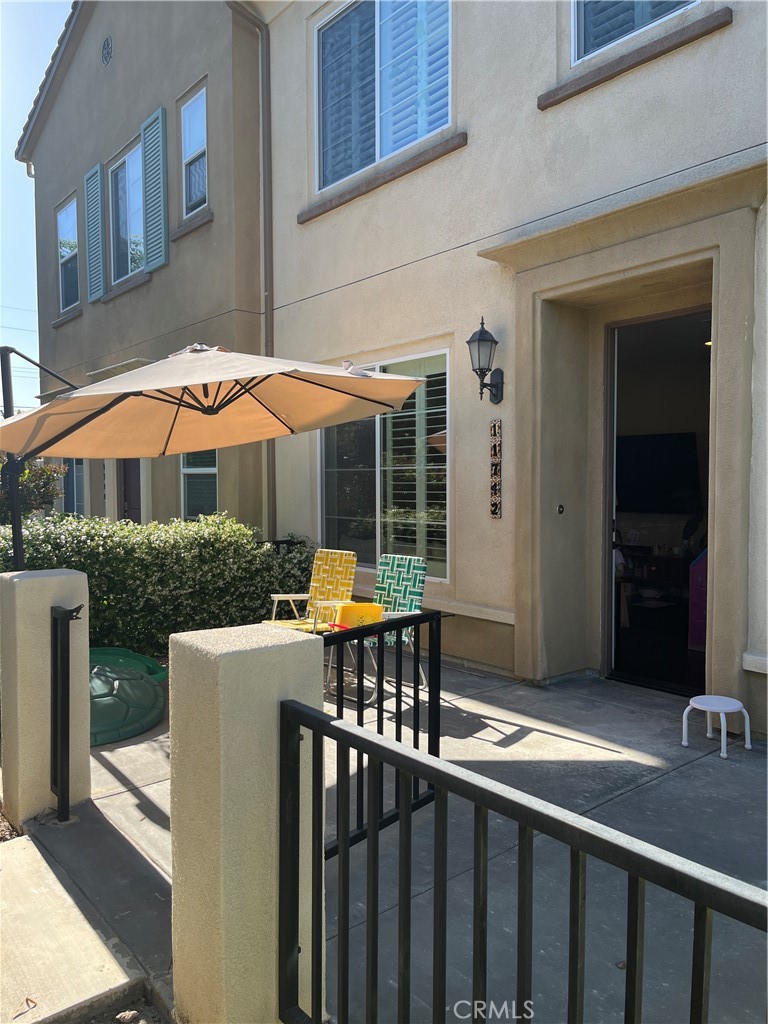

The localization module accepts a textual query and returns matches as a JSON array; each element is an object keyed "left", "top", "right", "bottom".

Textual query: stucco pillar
[
  {"left": 170, "top": 624, "right": 324, "bottom": 1024},
  {"left": 0, "top": 569, "right": 91, "bottom": 828}
]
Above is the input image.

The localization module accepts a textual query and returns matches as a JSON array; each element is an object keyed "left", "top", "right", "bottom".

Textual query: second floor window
[
  {"left": 318, "top": 0, "right": 450, "bottom": 190},
  {"left": 575, "top": 0, "right": 695, "bottom": 60},
  {"left": 182, "top": 87, "right": 207, "bottom": 216},
  {"left": 57, "top": 198, "right": 79, "bottom": 311},
  {"left": 110, "top": 143, "right": 144, "bottom": 283}
]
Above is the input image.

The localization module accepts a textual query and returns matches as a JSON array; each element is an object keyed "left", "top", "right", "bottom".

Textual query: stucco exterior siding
[{"left": 16, "top": 0, "right": 766, "bottom": 716}]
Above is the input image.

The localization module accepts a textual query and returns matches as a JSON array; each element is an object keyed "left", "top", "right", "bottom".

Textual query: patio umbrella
[
  {"left": 0, "top": 343, "right": 423, "bottom": 568},
  {"left": 0, "top": 344, "right": 423, "bottom": 459}
]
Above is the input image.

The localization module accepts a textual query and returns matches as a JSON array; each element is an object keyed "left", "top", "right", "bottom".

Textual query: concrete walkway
[{"left": 4, "top": 665, "right": 765, "bottom": 1024}]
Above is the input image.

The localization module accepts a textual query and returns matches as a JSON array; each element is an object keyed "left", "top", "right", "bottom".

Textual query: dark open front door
[
  {"left": 608, "top": 310, "right": 710, "bottom": 696},
  {"left": 120, "top": 459, "right": 141, "bottom": 522}
]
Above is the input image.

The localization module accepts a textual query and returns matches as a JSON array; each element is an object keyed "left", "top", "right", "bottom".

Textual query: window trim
[
  {"left": 180, "top": 450, "right": 218, "bottom": 520},
  {"left": 56, "top": 196, "right": 79, "bottom": 313},
  {"left": 571, "top": 0, "right": 700, "bottom": 66},
  {"left": 321, "top": 347, "right": 451, "bottom": 583},
  {"left": 313, "top": 0, "right": 453, "bottom": 195},
  {"left": 108, "top": 140, "right": 144, "bottom": 286},
  {"left": 181, "top": 85, "right": 208, "bottom": 220}
]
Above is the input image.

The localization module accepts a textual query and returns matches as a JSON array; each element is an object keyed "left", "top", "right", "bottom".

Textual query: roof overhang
[{"left": 15, "top": 2, "right": 91, "bottom": 164}]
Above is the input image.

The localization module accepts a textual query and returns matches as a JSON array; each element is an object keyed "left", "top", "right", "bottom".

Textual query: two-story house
[{"left": 16, "top": 0, "right": 767, "bottom": 729}]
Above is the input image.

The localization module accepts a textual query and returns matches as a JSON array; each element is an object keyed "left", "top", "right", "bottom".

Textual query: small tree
[{"left": 0, "top": 457, "right": 66, "bottom": 524}]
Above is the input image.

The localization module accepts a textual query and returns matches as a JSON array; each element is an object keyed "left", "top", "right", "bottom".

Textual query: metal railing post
[
  {"left": 278, "top": 702, "right": 302, "bottom": 1020},
  {"left": 428, "top": 612, "right": 441, "bottom": 759},
  {"left": 50, "top": 603, "right": 84, "bottom": 822}
]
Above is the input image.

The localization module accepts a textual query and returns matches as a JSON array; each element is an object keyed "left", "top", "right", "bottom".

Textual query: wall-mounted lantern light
[{"left": 466, "top": 318, "right": 503, "bottom": 404}]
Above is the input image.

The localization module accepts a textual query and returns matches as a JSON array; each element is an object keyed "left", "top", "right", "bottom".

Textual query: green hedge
[{"left": 0, "top": 513, "right": 314, "bottom": 655}]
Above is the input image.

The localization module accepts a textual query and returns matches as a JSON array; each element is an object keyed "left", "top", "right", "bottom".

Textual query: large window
[
  {"left": 323, "top": 353, "right": 448, "bottom": 577},
  {"left": 110, "top": 143, "right": 144, "bottom": 283},
  {"left": 181, "top": 87, "right": 207, "bottom": 217},
  {"left": 574, "top": 0, "right": 696, "bottom": 60},
  {"left": 182, "top": 450, "right": 217, "bottom": 519},
  {"left": 317, "top": 0, "right": 450, "bottom": 190},
  {"left": 57, "top": 199, "right": 79, "bottom": 311}
]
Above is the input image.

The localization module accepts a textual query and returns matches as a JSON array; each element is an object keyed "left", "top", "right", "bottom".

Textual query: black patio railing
[
  {"left": 322, "top": 609, "right": 442, "bottom": 858},
  {"left": 278, "top": 701, "right": 767, "bottom": 1024}
]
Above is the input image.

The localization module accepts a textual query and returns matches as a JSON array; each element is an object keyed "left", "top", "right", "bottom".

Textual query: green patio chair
[{"left": 368, "top": 553, "right": 427, "bottom": 675}]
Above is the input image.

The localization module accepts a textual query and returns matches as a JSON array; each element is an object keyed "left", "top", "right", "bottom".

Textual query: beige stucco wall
[
  {"left": 21, "top": 0, "right": 767, "bottom": 691},
  {"left": 743, "top": 199, "right": 767, "bottom": 727},
  {"left": 27, "top": 1, "right": 267, "bottom": 528},
  {"left": 0, "top": 570, "right": 91, "bottom": 827},
  {"left": 262, "top": 0, "right": 766, "bottom": 682}
]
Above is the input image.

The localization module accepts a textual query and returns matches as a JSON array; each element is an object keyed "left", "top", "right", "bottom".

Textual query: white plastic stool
[{"left": 682, "top": 695, "right": 752, "bottom": 759}]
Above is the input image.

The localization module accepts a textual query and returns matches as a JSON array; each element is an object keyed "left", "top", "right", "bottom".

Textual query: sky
[{"left": 1, "top": 1, "right": 71, "bottom": 410}]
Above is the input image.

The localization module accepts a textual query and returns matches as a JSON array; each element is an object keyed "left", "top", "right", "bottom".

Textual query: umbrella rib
[
  {"left": 23, "top": 393, "right": 137, "bottom": 460},
  {"left": 143, "top": 392, "right": 202, "bottom": 412},
  {"left": 244, "top": 389, "right": 296, "bottom": 434},
  {"left": 281, "top": 373, "right": 398, "bottom": 411},
  {"left": 179, "top": 386, "right": 208, "bottom": 412},
  {"left": 215, "top": 377, "right": 262, "bottom": 412},
  {"left": 160, "top": 399, "right": 183, "bottom": 457}
]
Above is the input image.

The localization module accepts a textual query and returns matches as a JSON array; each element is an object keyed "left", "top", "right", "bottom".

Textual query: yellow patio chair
[{"left": 267, "top": 548, "right": 357, "bottom": 633}]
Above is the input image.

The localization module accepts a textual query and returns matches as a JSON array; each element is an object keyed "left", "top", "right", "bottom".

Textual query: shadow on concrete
[
  {"left": 27, "top": 798, "right": 173, "bottom": 1004},
  {"left": 91, "top": 750, "right": 170, "bottom": 833},
  {"left": 316, "top": 673, "right": 767, "bottom": 1024}
]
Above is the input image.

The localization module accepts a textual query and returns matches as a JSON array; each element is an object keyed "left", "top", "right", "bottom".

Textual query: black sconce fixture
[{"left": 466, "top": 318, "right": 503, "bottom": 404}]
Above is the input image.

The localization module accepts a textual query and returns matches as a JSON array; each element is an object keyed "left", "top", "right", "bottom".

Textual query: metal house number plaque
[{"left": 490, "top": 419, "right": 502, "bottom": 519}]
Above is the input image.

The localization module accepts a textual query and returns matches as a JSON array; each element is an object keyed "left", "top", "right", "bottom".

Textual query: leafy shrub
[
  {"left": 0, "top": 458, "right": 66, "bottom": 523},
  {"left": 0, "top": 513, "right": 314, "bottom": 655}
]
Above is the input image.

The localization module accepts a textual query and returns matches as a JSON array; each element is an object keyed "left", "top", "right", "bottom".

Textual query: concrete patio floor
[{"left": 22, "top": 660, "right": 767, "bottom": 1023}]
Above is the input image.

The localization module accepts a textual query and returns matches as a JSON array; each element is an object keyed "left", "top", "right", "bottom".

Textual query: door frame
[{"left": 600, "top": 302, "right": 713, "bottom": 680}]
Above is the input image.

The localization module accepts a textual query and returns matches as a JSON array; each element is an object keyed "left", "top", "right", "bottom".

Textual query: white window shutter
[
  {"left": 141, "top": 107, "right": 168, "bottom": 272},
  {"left": 84, "top": 164, "right": 106, "bottom": 302},
  {"left": 379, "top": 0, "right": 449, "bottom": 158}
]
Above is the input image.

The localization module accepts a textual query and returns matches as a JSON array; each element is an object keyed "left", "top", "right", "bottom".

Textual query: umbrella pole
[{"left": 0, "top": 347, "right": 25, "bottom": 570}]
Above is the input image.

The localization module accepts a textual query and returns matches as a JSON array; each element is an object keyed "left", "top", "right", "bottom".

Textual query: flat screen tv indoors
[{"left": 616, "top": 432, "right": 701, "bottom": 514}]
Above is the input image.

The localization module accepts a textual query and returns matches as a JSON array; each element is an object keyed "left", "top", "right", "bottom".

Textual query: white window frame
[
  {"left": 56, "top": 197, "right": 79, "bottom": 313},
  {"left": 314, "top": 0, "right": 452, "bottom": 194},
  {"left": 181, "top": 85, "right": 208, "bottom": 219},
  {"left": 108, "top": 141, "right": 144, "bottom": 285},
  {"left": 321, "top": 348, "right": 450, "bottom": 582},
  {"left": 180, "top": 450, "right": 218, "bottom": 520},
  {"left": 571, "top": 0, "right": 699, "bottom": 65}
]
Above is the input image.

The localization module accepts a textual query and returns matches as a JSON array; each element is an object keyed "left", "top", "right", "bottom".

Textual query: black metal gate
[{"left": 279, "top": 701, "right": 767, "bottom": 1024}]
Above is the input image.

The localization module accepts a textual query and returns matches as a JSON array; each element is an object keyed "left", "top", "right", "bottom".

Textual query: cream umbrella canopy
[
  {"left": 0, "top": 344, "right": 423, "bottom": 567},
  {"left": 0, "top": 344, "right": 423, "bottom": 459}
]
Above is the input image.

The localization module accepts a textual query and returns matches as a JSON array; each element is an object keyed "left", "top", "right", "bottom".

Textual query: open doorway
[
  {"left": 119, "top": 459, "right": 142, "bottom": 523},
  {"left": 609, "top": 310, "right": 711, "bottom": 695}
]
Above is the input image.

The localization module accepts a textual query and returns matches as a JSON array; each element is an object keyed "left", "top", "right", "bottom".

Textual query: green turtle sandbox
[{"left": 89, "top": 648, "right": 167, "bottom": 746}]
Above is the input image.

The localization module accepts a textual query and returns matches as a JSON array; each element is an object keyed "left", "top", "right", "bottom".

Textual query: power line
[
  {"left": 0, "top": 324, "right": 38, "bottom": 334},
  {"left": 0, "top": 305, "right": 37, "bottom": 315}
]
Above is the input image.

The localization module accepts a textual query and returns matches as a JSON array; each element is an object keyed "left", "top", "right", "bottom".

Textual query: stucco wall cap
[
  {"left": 170, "top": 622, "right": 322, "bottom": 659},
  {"left": 2, "top": 568, "right": 85, "bottom": 584}
]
